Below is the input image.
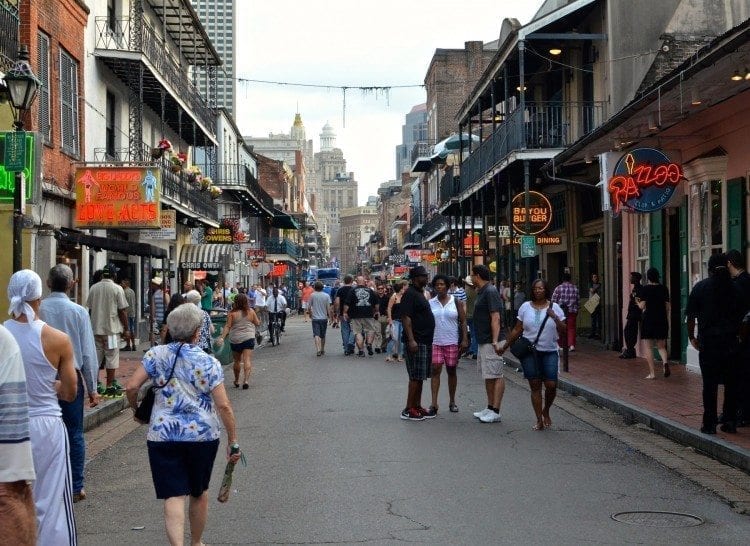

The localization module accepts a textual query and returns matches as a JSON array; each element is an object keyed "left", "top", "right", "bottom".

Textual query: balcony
[
  {"left": 94, "top": 16, "right": 217, "bottom": 145},
  {"left": 410, "top": 141, "right": 433, "bottom": 164},
  {"left": 160, "top": 161, "right": 218, "bottom": 221},
  {"left": 421, "top": 214, "right": 448, "bottom": 243},
  {"left": 0, "top": 1, "right": 18, "bottom": 72},
  {"left": 264, "top": 238, "right": 300, "bottom": 260},
  {"left": 213, "top": 163, "right": 274, "bottom": 216},
  {"left": 460, "top": 101, "right": 607, "bottom": 194}
]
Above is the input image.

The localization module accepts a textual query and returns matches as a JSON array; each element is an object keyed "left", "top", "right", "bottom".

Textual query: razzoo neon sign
[{"left": 608, "top": 148, "right": 682, "bottom": 214}]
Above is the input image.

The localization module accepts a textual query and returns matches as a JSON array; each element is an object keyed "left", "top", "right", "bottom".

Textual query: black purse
[
  {"left": 134, "top": 343, "right": 182, "bottom": 423},
  {"left": 510, "top": 302, "right": 553, "bottom": 360}
]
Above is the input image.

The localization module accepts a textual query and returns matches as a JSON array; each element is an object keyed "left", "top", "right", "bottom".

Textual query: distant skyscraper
[
  {"left": 192, "top": 0, "right": 237, "bottom": 116},
  {"left": 395, "top": 103, "right": 427, "bottom": 178}
]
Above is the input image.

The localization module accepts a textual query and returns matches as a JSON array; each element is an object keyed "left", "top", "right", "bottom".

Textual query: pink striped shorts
[{"left": 432, "top": 344, "right": 459, "bottom": 367}]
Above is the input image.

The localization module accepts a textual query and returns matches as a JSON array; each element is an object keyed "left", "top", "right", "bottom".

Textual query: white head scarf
[{"left": 8, "top": 269, "right": 43, "bottom": 323}]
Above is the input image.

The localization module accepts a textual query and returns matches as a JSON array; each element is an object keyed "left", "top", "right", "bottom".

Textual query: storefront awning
[
  {"left": 179, "top": 244, "right": 235, "bottom": 271},
  {"left": 55, "top": 229, "right": 167, "bottom": 258},
  {"left": 271, "top": 211, "right": 300, "bottom": 230}
]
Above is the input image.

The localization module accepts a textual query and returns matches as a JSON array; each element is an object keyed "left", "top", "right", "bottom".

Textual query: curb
[{"left": 83, "top": 397, "right": 128, "bottom": 432}]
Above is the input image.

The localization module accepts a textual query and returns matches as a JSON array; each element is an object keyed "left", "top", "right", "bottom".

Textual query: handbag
[
  {"left": 510, "top": 302, "right": 553, "bottom": 360},
  {"left": 134, "top": 343, "right": 183, "bottom": 423}
]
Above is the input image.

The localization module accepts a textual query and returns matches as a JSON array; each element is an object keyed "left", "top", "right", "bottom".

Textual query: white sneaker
[
  {"left": 479, "top": 411, "right": 502, "bottom": 423},
  {"left": 473, "top": 408, "right": 491, "bottom": 419}
]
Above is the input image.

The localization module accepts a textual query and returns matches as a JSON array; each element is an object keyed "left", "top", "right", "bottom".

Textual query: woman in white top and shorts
[
  {"left": 217, "top": 294, "right": 260, "bottom": 389},
  {"left": 499, "top": 278, "right": 566, "bottom": 431},
  {"left": 428, "top": 274, "right": 468, "bottom": 414}
]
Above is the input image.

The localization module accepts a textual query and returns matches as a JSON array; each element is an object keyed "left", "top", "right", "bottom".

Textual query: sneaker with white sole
[
  {"left": 400, "top": 408, "right": 425, "bottom": 421},
  {"left": 473, "top": 408, "right": 492, "bottom": 419},
  {"left": 479, "top": 411, "right": 502, "bottom": 423}
]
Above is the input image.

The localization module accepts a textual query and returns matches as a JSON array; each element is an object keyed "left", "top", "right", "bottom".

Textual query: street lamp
[{"left": 4, "top": 45, "right": 41, "bottom": 272}]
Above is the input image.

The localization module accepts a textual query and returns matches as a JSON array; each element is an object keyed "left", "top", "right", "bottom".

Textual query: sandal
[
  {"left": 663, "top": 363, "right": 671, "bottom": 378},
  {"left": 449, "top": 403, "right": 459, "bottom": 413},
  {"left": 233, "top": 382, "right": 240, "bottom": 388},
  {"left": 385, "top": 356, "right": 393, "bottom": 362}
]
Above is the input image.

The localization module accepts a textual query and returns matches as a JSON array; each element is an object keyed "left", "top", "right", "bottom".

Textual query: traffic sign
[
  {"left": 3, "top": 131, "right": 26, "bottom": 172},
  {"left": 520, "top": 235, "right": 537, "bottom": 258}
]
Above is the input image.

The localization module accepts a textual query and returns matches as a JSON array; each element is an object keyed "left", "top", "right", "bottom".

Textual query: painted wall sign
[
  {"left": 74, "top": 166, "right": 161, "bottom": 228},
  {"left": 512, "top": 191, "right": 553, "bottom": 235},
  {"left": 608, "top": 148, "right": 682, "bottom": 214}
]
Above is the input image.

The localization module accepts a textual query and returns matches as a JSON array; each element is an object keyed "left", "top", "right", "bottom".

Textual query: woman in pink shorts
[{"left": 428, "top": 275, "right": 469, "bottom": 414}]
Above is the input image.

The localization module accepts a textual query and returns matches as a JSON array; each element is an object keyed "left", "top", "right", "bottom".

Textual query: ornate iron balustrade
[
  {"left": 94, "top": 16, "right": 214, "bottom": 131},
  {"left": 213, "top": 163, "right": 274, "bottom": 211},
  {"left": 0, "top": 0, "right": 18, "bottom": 73},
  {"left": 460, "top": 101, "right": 607, "bottom": 194},
  {"left": 410, "top": 141, "right": 433, "bottom": 163},
  {"left": 264, "top": 238, "right": 299, "bottom": 259},
  {"left": 421, "top": 214, "right": 448, "bottom": 242}
]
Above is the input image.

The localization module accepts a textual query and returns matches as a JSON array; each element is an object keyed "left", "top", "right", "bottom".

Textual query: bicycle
[{"left": 269, "top": 312, "right": 283, "bottom": 346}]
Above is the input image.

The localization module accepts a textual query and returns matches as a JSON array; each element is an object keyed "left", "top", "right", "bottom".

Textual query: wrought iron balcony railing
[
  {"left": 460, "top": 101, "right": 607, "bottom": 194},
  {"left": 0, "top": 1, "right": 19, "bottom": 73},
  {"left": 94, "top": 16, "right": 214, "bottom": 132},
  {"left": 410, "top": 141, "right": 433, "bottom": 163},
  {"left": 264, "top": 238, "right": 300, "bottom": 259},
  {"left": 421, "top": 214, "right": 448, "bottom": 242},
  {"left": 213, "top": 163, "right": 274, "bottom": 212}
]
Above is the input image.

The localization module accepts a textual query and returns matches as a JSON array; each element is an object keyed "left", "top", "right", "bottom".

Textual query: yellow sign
[{"left": 74, "top": 167, "right": 161, "bottom": 228}]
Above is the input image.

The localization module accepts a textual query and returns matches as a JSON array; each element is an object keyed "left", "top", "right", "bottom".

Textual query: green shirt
[{"left": 201, "top": 286, "right": 213, "bottom": 311}]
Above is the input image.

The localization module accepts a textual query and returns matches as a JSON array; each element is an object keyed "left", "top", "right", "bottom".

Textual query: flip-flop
[
  {"left": 533, "top": 422, "right": 545, "bottom": 431},
  {"left": 449, "top": 404, "right": 459, "bottom": 413},
  {"left": 233, "top": 382, "right": 239, "bottom": 388}
]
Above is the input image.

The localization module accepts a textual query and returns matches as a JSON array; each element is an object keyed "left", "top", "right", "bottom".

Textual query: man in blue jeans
[
  {"left": 39, "top": 264, "right": 99, "bottom": 502},
  {"left": 334, "top": 275, "right": 356, "bottom": 355}
]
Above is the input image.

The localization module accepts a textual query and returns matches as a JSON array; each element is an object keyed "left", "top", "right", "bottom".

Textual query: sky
[{"left": 235, "top": 0, "right": 545, "bottom": 205}]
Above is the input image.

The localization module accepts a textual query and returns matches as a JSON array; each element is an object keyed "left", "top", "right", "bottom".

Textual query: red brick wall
[
  {"left": 255, "top": 154, "right": 289, "bottom": 203},
  {"left": 19, "top": 0, "right": 88, "bottom": 191}
]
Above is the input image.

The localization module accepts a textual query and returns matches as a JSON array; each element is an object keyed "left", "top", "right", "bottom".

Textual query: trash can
[{"left": 210, "top": 309, "right": 232, "bottom": 366}]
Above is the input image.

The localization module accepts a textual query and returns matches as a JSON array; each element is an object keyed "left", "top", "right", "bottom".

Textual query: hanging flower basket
[
  {"left": 151, "top": 147, "right": 164, "bottom": 160},
  {"left": 170, "top": 155, "right": 184, "bottom": 173},
  {"left": 209, "top": 186, "right": 222, "bottom": 200},
  {"left": 157, "top": 138, "right": 172, "bottom": 152},
  {"left": 199, "top": 177, "right": 211, "bottom": 191}
]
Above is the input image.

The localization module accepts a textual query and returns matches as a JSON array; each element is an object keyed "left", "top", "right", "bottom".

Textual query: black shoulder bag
[
  {"left": 134, "top": 343, "right": 183, "bottom": 423},
  {"left": 510, "top": 302, "right": 553, "bottom": 360}
]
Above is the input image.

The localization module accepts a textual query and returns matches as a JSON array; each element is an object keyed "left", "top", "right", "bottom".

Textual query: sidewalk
[
  {"left": 502, "top": 338, "right": 750, "bottom": 472},
  {"left": 84, "top": 327, "right": 750, "bottom": 472}
]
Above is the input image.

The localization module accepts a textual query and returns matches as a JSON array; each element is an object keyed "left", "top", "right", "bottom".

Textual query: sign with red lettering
[
  {"left": 512, "top": 191, "right": 553, "bottom": 235},
  {"left": 74, "top": 167, "right": 161, "bottom": 228},
  {"left": 608, "top": 148, "right": 682, "bottom": 214},
  {"left": 462, "top": 232, "right": 485, "bottom": 256}
]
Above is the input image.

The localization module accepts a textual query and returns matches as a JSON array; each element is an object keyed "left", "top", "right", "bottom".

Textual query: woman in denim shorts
[{"left": 499, "top": 279, "right": 566, "bottom": 430}]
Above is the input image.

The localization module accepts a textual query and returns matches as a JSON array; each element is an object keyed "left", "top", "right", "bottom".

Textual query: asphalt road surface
[{"left": 77, "top": 315, "right": 750, "bottom": 545}]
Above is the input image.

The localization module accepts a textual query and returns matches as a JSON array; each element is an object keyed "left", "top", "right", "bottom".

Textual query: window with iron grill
[
  {"left": 549, "top": 193, "right": 566, "bottom": 231},
  {"left": 37, "top": 32, "right": 51, "bottom": 144},
  {"left": 59, "top": 49, "right": 79, "bottom": 157}
]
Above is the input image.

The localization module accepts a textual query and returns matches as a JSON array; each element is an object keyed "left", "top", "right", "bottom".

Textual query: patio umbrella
[{"left": 432, "top": 133, "right": 480, "bottom": 159}]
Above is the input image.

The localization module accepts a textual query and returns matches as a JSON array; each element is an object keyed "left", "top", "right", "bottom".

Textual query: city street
[{"left": 76, "top": 315, "right": 750, "bottom": 545}]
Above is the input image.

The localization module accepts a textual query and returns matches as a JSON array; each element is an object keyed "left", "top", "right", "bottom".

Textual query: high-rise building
[
  {"left": 192, "top": 0, "right": 237, "bottom": 116},
  {"left": 395, "top": 103, "right": 427, "bottom": 178}
]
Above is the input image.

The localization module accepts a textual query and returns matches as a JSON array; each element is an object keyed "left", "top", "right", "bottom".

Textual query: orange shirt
[{"left": 301, "top": 286, "right": 314, "bottom": 303}]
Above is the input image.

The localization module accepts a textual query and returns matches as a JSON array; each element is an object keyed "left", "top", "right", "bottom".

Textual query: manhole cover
[{"left": 611, "top": 511, "right": 704, "bottom": 527}]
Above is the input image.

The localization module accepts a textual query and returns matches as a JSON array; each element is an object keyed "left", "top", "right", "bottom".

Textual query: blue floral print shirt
[{"left": 142, "top": 342, "right": 224, "bottom": 442}]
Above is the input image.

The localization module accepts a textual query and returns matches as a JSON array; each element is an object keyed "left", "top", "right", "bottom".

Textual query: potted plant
[
  {"left": 209, "top": 185, "right": 222, "bottom": 200},
  {"left": 186, "top": 165, "right": 202, "bottom": 183},
  {"left": 199, "top": 176, "right": 211, "bottom": 191},
  {"left": 170, "top": 156, "right": 183, "bottom": 173},
  {"left": 152, "top": 138, "right": 172, "bottom": 159}
]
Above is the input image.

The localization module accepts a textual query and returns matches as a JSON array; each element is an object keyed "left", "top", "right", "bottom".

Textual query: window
[
  {"left": 59, "top": 50, "right": 80, "bottom": 156},
  {"left": 689, "top": 180, "right": 723, "bottom": 285},
  {"left": 105, "top": 91, "right": 116, "bottom": 158},
  {"left": 635, "top": 214, "right": 649, "bottom": 276},
  {"left": 37, "top": 32, "right": 51, "bottom": 144}
]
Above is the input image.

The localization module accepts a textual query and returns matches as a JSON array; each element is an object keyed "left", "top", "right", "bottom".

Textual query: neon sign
[
  {"left": 608, "top": 148, "right": 682, "bottom": 214},
  {"left": 74, "top": 166, "right": 162, "bottom": 228},
  {"left": 512, "top": 191, "right": 553, "bottom": 235}
]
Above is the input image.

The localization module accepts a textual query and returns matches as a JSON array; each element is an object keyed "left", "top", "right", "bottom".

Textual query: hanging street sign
[
  {"left": 3, "top": 131, "right": 26, "bottom": 172},
  {"left": 520, "top": 235, "right": 538, "bottom": 258}
]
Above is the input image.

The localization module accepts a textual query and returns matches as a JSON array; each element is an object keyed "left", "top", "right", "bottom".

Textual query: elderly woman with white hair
[
  {"left": 185, "top": 289, "right": 214, "bottom": 354},
  {"left": 126, "top": 303, "right": 240, "bottom": 546},
  {"left": 4, "top": 269, "right": 78, "bottom": 545}
]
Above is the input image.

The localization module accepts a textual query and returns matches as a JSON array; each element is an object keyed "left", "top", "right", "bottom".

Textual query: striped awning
[{"left": 179, "top": 244, "right": 235, "bottom": 271}]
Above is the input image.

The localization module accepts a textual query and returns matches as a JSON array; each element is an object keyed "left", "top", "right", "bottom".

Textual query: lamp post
[{"left": 4, "top": 45, "right": 41, "bottom": 272}]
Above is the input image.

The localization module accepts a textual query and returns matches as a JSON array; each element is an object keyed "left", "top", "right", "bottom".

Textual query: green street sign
[
  {"left": 3, "top": 131, "right": 26, "bottom": 172},
  {"left": 520, "top": 235, "right": 537, "bottom": 258},
  {"left": 0, "top": 132, "right": 37, "bottom": 204}
]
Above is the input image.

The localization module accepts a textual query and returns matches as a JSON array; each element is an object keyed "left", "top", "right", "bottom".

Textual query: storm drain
[{"left": 611, "top": 511, "right": 704, "bottom": 527}]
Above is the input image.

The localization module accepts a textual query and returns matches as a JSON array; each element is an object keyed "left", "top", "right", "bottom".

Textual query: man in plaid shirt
[{"left": 552, "top": 272, "right": 579, "bottom": 351}]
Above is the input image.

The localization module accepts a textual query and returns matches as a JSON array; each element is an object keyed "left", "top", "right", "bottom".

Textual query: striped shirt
[{"left": 449, "top": 287, "right": 467, "bottom": 303}]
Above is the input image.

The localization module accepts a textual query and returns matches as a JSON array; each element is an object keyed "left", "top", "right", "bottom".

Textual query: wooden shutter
[
  {"left": 59, "top": 50, "right": 79, "bottom": 156},
  {"left": 36, "top": 33, "right": 50, "bottom": 144},
  {"left": 649, "top": 211, "right": 664, "bottom": 274},
  {"left": 726, "top": 177, "right": 747, "bottom": 252}
]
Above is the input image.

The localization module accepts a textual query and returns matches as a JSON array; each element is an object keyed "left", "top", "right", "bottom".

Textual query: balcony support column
[
  {"left": 128, "top": 63, "right": 144, "bottom": 161},
  {"left": 519, "top": 40, "right": 526, "bottom": 150},
  {"left": 493, "top": 179, "right": 500, "bottom": 281}
]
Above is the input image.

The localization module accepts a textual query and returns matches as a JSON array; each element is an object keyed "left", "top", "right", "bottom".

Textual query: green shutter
[
  {"left": 679, "top": 199, "right": 688, "bottom": 364},
  {"left": 649, "top": 211, "right": 664, "bottom": 274},
  {"left": 726, "top": 177, "right": 746, "bottom": 252}
]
